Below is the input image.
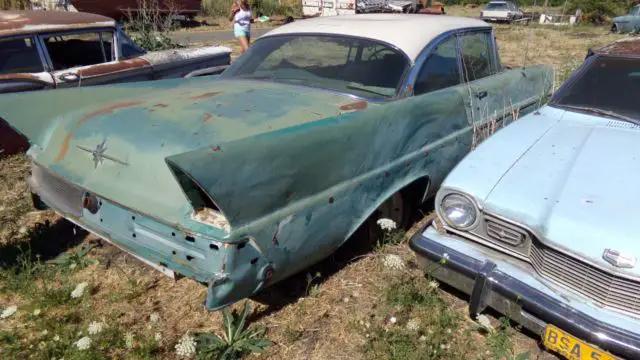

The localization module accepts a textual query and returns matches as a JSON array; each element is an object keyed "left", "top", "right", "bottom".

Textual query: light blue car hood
[{"left": 444, "top": 105, "right": 640, "bottom": 277}]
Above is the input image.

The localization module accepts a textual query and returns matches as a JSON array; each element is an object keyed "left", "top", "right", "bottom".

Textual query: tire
[
  {"left": 353, "top": 190, "right": 413, "bottom": 247},
  {"left": 612, "top": 24, "right": 620, "bottom": 34}
]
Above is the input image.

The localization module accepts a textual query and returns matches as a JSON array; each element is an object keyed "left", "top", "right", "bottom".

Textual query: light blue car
[
  {"left": 612, "top": 4, "right": 640, "bottom": 34},
  {"left": 411, "top": 39, "right": 640, "bottom": 360}
]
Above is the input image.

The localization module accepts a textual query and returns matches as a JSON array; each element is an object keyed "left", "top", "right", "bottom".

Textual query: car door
[
  {"left": 458, "top": 30, "right": 552, "bottom": 146},
  {"left": 39, "top": 28, "right": 154, "bottom": 88},
  {"left": 0, "top": 35, "right": 55, "bottom": 94}
]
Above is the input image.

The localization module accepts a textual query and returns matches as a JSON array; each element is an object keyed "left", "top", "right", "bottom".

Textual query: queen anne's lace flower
[
  {"left": 71, "top": 282, "right": 89, "bottom": 299},
  {"left": 150, "top": 312, "right": 161, "bottom": 324},
  {"left": 175, "top": 333, "right": 197, "bottom": 357},
  {"left": 406, "top": 318, "right": 420, "bottom": 332},
  {"left": 428, "top": 280, "right": 439, "bottom": 290},
  {"left": 383, "top": 254, "right": 405, "bottom": 270},
  {"left": 155, "top": 332, "right": 162, "bottom": 342},
  {"left": 87, "top": 321, "right": 103, "bottom": 335},
  {"left": 376, "top": 218, "right": 397, "bottom": 232},
  {"left": 75, "top": 336, "right": 92, "bottom": 350},
  {"left": 1, "top": 305, "right": 17, "bottom": 319},
  {"left": 33, "top": 308, "right": 41, "bottom": 316}
]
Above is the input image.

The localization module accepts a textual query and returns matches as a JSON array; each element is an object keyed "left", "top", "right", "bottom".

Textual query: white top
[
  {"left": 234, "top": 8, "right": 252, "bottom": 32},
  {"left": 261, "top": 14, "right": 489, "bottom": 63}
]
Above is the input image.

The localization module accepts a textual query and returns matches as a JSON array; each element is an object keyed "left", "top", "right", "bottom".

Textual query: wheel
[
  {"left": 612, "top": 23, "right": 620, "bottom": 34},
  {"left": 353, "top": 190, "right": 413, "bottom": 247}
]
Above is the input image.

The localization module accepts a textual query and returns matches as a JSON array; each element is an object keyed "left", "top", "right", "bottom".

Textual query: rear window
[
  {"left": 486, "top": 2, "right": 509, "bottom": 10},
  {"left": 0, "top": 37, "right": 44, "bottom": 74},
  {"left": 550, "top": 56, "right": 640, "bottom": 121}
]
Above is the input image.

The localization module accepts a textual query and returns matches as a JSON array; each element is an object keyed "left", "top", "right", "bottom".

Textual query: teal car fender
[{"left": 0, "top": 64, "right": 552, "bottom": 309}]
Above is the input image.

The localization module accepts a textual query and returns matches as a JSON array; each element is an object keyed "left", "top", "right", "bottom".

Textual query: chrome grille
[{"left": 531, "top": 241, "right": 640, "bottom": 316}]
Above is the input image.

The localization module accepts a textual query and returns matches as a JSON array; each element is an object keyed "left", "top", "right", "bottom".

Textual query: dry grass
[{"left": 1, "top": 13, "right": 635, "bottom": 359}]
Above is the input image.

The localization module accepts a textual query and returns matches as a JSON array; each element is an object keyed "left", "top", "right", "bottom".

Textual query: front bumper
[{"left": 410, "top": 222, "right": 640, "bottom": 359}]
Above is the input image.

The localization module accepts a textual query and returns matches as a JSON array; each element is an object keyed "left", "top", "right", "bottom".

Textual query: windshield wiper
[{"left": 559, "top": 104, "right": 640, "bottom": 126}]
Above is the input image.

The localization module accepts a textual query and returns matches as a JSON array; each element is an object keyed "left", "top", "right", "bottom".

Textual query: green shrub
[{"left": 201, "top": 0, "right": 299, "bottom": 17}]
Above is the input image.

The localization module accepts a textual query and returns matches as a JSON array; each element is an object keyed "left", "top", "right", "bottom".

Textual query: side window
[
  {"left": 0, "top": 37, "right": 44, "bottom": 74},
  {"left": 119, "top": 30, "right": 146, "bottom": 59},
  {"left": 414, "top": 36, "right": 460, "bottom": 95},
  {"left": 460, "top": 32, "right": 495, "bottom": 82},
  {"left": 43, "top": 31, "right": 114, "bottom": 70}
]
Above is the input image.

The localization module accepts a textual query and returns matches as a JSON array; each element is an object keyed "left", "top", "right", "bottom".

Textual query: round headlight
[{"left": 440, "top": 193, "right": 477, "bottom": 229}]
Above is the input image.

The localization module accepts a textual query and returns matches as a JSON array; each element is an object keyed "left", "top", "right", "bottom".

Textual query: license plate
[{"left": 543, "top": 325, "right": 616, "bottom": 360}]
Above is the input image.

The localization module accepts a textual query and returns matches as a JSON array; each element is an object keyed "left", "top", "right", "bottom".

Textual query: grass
[{"left": 2, "top": 8, "right": 637, "bottom": 359}]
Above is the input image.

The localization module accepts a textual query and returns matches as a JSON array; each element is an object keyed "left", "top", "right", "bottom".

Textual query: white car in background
[{"left": 480, "top": 1, "right": 524, "bottom": 23}]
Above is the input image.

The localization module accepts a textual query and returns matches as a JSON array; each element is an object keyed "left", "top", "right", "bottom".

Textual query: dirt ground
[{"left": 0, "top": 8, "right": 635, "bottom": 360}]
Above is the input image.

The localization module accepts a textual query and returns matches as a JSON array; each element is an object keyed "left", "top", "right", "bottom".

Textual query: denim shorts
[{"left": 233, "top": 23, "right": 250, "bottom": 38}]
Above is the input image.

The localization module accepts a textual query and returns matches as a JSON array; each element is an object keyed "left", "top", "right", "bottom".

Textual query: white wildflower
[
  {"left": 477, "top": 314, "right": 494, "bottom": 332},
  {"left": 1, "top": 305, "right": 17, "bottom": 319},
  {"left": 343, "top": 297, "right": 350, "bottom": 303},
  {"left": 19, "top": 226, "right": 28, "bottom": 234},
  {"left": 155, "top": 332, "right": 162, "bottom": 343},
  {"left": 388, "top": 316, "right": 397, "bottom": 325},
  {"left": 53, "top": 335, "right": 60, "bottom": 341},
  {"left": 124, "top": 332, "right": 134, "bottom": 349},
  {"left": 428, "top": 280, "right": 439, "bottom": 290},
  {"left": 75, "top": 336, "right": 92, "bottom": 350},
  {"left": 443, "top": 253, "right": 450, "bottom": 260},
  {"left": 376, "top": 218, "right": 397, "bottom": 232},
  {"left": 41, "top": 330, "right": 48, "bottom": 336},
  {"left": 419, "top": 335, "right": 427, "bottom": 342},
  {"left": 406, "top": 318, "right": 420, "bottom": 332},
  {"left": 69, "top": 263, "right": 77, "bottom": 270},
  {"left": 38, "top": 341, "right": 46, "bottom": 350},
  {"left": 150, "top": 312, "right": 161, "bottom": 324},
  {"left": 87, "top": 321, "right": 103, "bottom": 335},
  {"left": 71, "top": 282, "right": 89, "bottom": 299},
  {"left": 383, "top": 254, "right": 405, "bottom": 270},
  {"left": 175, "top": 333, "right": 197, "bottom": 357},
  {"left": 33, "top": 308, "right": 41, "bottom": 316}
]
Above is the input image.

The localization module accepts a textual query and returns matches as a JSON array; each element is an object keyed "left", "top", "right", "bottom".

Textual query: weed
[
  {"left": 486, "top": 317, "right": 520, "bottom": 360},
  {"left": 195, "top": 301, "right": 272, "bottom": 360},
  {"left": 46, "top": 243, "right": 98, "bottom": 272},
  {"left": 304, "top": 271, "right": 322, "bottom": 297}
]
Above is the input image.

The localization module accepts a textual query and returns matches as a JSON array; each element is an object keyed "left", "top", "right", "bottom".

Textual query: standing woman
[{"left": 229, "top": 0, "right": 253, "bottom": 53}]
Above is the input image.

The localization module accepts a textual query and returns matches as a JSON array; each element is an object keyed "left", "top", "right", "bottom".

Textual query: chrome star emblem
[
  {"left": 76, "top": 139, "right": 128, "bottom": 168},
  {"left": 603, "top": 249, "right": 636, "bottom": 269}
]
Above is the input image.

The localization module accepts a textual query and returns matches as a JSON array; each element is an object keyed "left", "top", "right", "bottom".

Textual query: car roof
[
  {"left": 260, "top": 14, "right": 490, "bottom": 63},
  {"left": 0, "top": 10, "right": 115, "bottom": 37},
  {"left": 595, "top": 38, "right": 640, "bottom": 58}
]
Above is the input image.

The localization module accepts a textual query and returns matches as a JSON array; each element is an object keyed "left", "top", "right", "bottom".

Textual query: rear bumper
[
  {"left": 27, "top": 162, "right": 272, "bottom": 310},
  {"left": 410, "top": 222, "right": 640, "bottom": 360}
]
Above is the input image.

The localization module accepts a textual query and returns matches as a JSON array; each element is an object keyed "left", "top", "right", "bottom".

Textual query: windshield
[
  {"left": 486, "top": 2, "right": 509, "bottom": 10},
  {"left": 220, "top": 35, "right": 409, "bottom": 99},
  {"left": 550, "top": 56, "right": 640, "bottom": 121}
]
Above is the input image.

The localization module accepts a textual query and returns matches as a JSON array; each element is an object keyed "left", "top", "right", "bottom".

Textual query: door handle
[
  {"left": 58, "top": 72, "right": 80, "bottom": 82},
  {"left": 475, "top": 91, "right": 488, "bottom": 100}
]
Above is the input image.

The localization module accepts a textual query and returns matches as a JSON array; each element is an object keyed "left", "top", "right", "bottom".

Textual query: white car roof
[{"left": 261, "top": 14, "right": 489, "bottom": 62}]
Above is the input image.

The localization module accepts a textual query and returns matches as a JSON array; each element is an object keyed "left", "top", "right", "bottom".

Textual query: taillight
[{"left": 82, "top": 192, "right": 100, "bottom": 214}]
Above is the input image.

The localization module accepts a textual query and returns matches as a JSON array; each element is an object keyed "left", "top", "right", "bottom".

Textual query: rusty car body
[
  {"left": 0, "top": 10, "right": 231, "bottom": 154},
  {"left": 410, "top": 38, "right": 640, "bottom": 360},
  {"left": 0, "top": 14, "right": 553, "bottom": 310}
]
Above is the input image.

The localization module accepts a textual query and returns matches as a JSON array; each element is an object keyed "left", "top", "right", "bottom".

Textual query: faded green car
[
  {"left": 612, "top": 5, "right": 640, "bottom": 34},
  {"left": 0, "top": 14, "right": 552, "bottom": 310}
]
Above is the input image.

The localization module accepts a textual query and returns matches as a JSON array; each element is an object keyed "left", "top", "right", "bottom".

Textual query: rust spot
[
  {"left": 153, "top": 103, "right": 169, "bottom": 108},
  {"left": 190, "top": 91, "right": 222, "bottom": 100},
  {"left": 212, "top": 145, "right": 222, "bottom": 152},
  {"left": 202, "top": 113, "right": 213, "bottom": 123},
  {"left": 329, "top": 197, "right": 334, "bottom": 204},
  {"left": 339, "top": 100, "right": 368, "bottom": 111},
  {"left": 55, "top": 100, "right": 143, "bottom": 162},
  {"left": 78, "top": 58, "right": 150, "bottom": 77},
  {"left": 0, "top": 11, "right": 115, "bottom": 36},
  {"left": 596, "top": 39, "right": 640, "bottom": 57}
]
